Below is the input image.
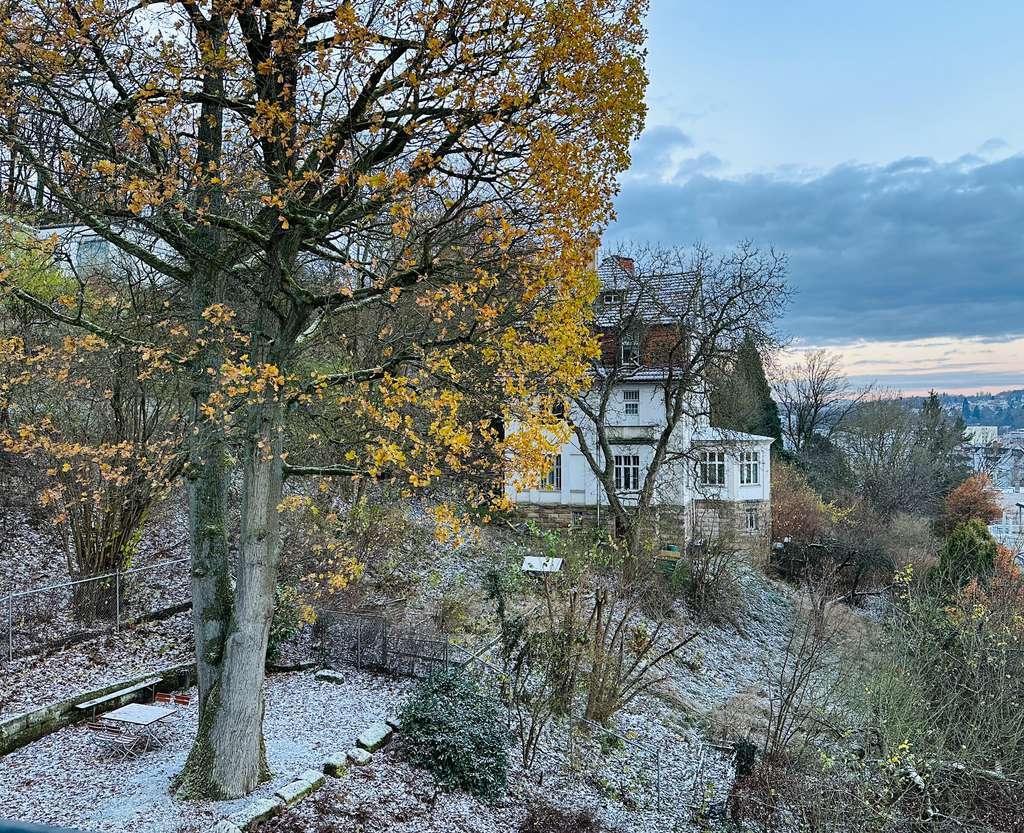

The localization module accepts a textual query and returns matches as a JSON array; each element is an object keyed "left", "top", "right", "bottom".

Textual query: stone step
[{"left": 356, "top": 721, "right": 393, "bottom": 752}]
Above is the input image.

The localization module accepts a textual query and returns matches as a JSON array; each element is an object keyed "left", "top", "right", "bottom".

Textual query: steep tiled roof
[{"left": 594, "top": 256, "right": 700, "bottom": 327}]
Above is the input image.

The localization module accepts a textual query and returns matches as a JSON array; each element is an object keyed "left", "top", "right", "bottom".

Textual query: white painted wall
[{"left": 508, "top": 382, "right": 773, "bottom": 511}]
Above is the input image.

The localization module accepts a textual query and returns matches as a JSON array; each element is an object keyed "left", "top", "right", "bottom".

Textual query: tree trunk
[{"left": 178, "top": 398, "right": 284, "bottom": 798}]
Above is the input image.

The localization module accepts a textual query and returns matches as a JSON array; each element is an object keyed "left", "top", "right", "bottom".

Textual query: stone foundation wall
[
  {"left": 513, "top": 502, "right": 688, "bottom": 550},
  {"left": 514, "top": 502, "right": 613, "bottom": 534},
  {"left": 0, "top": 662, "right": 194, "bottom": 755},
  {"left": 692, "top": 499, "right": 771, "bottom": 563},
  {"left": 515, "top": 499, "right": 769, "bottom": 562}
]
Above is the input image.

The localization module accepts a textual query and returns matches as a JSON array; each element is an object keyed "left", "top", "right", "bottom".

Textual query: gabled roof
[{"left": 594, "top": 256, "right": 700, "bottom": 328}]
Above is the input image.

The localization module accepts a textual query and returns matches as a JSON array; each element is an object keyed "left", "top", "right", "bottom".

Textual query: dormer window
[
  {"left": 619, "top": 333, "right": 640, "bottom": 366},
  {"left": 602, "top": 290, "right": 622, "bottom": 306}
]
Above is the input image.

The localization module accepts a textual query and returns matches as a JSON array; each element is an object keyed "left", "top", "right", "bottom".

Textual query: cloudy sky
[{"left": 606, "top": 0, "right": 1024, "bottom": 395}]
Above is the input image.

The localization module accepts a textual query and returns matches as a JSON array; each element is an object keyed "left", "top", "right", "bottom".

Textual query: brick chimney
[{"left": 613, "top": 255, "right": 635, "bottom": 276}]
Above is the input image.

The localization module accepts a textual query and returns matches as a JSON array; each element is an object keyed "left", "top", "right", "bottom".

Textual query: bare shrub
[
  {"left": 490, "top": 528, "right": 697, "bottom": 764},
  {"left": 672, "top": 525, "right": 745, "bottom": 623},
  {"left": 519, "top": 802, "right": 605, "bottom": 833},
  {"left": 762, "top": 574, "right": 844, "bottom": 767},
  {"left": 708, "top": 685, "right": 770, "bottom": 742},
  {"left": 883, "top": 512, "right": 937, "bottom": 585},
  {"left": 280, "top": 482, "right": 413, "bottom": 606},
  {"left": 869, "top": 554, "right": 1024, "bottom": 822},
  {"left": 584, "top": 581, "right": 697, "bottom": 724}
]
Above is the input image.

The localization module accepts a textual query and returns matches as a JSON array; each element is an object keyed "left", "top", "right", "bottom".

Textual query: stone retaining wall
[
  {"left": 692, "top": 499, "right": 771, "bottom": 562},
  {"left": 515, "top": 500, "right": 769, "bottom": 561},
  {"left": 515, "top": 502, "right": 689, "bottom": 546},
  {"left": 0, "top": 662, "right": 194, "bottom": 755}
]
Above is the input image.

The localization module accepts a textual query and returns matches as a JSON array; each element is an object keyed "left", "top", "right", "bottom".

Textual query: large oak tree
[{"left": 0, "top": 0, "right": 646, "bottom": 797}]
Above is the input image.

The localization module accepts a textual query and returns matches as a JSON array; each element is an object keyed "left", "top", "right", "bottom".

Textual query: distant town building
[
  {"left": 990, "top": 488, "right": 1024, "bottom": 559},
  {"left": 966, "top": 425, "right": 999, "bottom": 446}
]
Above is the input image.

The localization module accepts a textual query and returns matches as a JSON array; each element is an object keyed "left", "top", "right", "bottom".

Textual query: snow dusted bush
[
  {"left": 397, "top": 669, "right": 509, "bottom": 800},
  {"left": 519, "top": 802, "right": 605, "bottom": 833}
]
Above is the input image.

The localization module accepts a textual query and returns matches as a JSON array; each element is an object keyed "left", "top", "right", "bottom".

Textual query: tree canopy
[
  {"left": 709, "top": 331, "right": 782, "bottom": 446},
  {"left": 0, "top": 0, "right": 648, "bottom": 798}
]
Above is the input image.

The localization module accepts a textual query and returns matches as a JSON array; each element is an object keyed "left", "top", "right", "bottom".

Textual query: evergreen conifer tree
[{"left": 709, "top": 333, "right": 783, "bottom": 447}]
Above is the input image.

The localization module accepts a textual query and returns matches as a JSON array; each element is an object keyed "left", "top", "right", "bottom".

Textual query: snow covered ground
[
  {"left": 0, "top": 496, "right": 818, "bottom": 833},
  {"left": 1, "top": 611, "right": 194, "bottom": 715},
  {"left": 0, "top": 670, "right": 411, "bottom": 833}
]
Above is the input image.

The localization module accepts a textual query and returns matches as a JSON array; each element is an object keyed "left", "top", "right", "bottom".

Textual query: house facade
[
  {"left": 965, "top": 430, "right": 1024, "bottom": 559},
  {"left": 507, "top": 256, "right": 774, "bottom": 555},
  {"left": 991, "top": 489, "right": 1024, "bottom": 560}
]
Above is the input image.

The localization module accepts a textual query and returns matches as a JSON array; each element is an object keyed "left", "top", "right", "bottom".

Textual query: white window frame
[
  {"left": 619, "top": 333, "right": 640, "bottom": 366},
  {"left": 745, "top": 507, "right": 760, "bottom": 533},
  {"left": 622, "top": 388, "right": 640, "bottom": 417},
  {"left": 739, "top": 451, "right": 760, "bottom": 485},
  {"left": 614, "top": 454, "right": 641, "bottom": 492},
  {"left": 540, "top": 454, "right": 562, "bottom": 491},
  {"left": 698, "top": 450, "right": 727, "bottom": 487},
  {"left": 602, "top": 290, "right": 622, "bottom": 306}
]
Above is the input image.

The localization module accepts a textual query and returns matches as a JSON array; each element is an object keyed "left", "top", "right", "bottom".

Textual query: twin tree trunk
[{"left": 178, "top": 397, "right": 285, "bottom": 799}]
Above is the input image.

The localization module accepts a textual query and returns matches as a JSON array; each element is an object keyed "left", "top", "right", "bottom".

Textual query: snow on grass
[
  {"left": 1, "top": 612, "right": 194, "bottom": 715},
  {"left": 0, "top": 669, "right": 411, "bottom": 833}
]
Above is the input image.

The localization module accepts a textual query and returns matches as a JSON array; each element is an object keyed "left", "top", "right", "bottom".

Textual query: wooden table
[{"left": 102, "top": 703, "right": 177, "bottom": 751}]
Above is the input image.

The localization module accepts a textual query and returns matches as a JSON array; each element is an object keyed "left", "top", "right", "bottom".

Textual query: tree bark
[{"left": 179, "top": 397, "right": 284, "bottom": 798}]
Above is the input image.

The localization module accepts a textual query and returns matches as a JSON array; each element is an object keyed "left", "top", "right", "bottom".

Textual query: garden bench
[{"left": 74, "top": 677, "right": 163, "bottom": 717}]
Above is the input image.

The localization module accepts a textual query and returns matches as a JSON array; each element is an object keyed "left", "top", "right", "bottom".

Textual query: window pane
[{"left": 540, "top": 454, "right": 561, "bottom": 490}]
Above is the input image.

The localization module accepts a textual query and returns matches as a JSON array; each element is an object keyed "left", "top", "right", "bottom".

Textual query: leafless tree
[
  {"left": 837, "top": 396, "right": 932, "bottom": 518},
  {"left": 570, "top": 242, "right": 788, "bottom": 558},
  {"left": 773, "top": 349, "right": 870, "bottom": 454}
]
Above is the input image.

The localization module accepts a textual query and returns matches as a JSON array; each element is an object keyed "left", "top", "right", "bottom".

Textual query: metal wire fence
[
  {"left": 0, "top": 557, "right": 190, "bottom": 665},
  {"left": 305, "top": 609, "right": 453, "bottom": 679}
]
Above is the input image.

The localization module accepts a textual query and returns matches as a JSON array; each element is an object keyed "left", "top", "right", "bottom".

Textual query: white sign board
[{"left": 521, "top": 556, "right": 563, "bottom": 574}]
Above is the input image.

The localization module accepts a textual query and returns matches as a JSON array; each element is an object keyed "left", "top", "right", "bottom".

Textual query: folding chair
[
  {"left": 86, "top": 722, "right": 141, "bottom": 760},
  {"left": 151, "top": 692, "right": 191, "bottom": 742}
]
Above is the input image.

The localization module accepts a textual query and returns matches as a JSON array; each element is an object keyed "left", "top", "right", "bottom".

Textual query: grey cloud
[
  {"left": 608, "top": 152, "right": 1024, "bottom": 343},
  {"left": 845, "top": 369, "right": 1024, "bottom": 392},
  {"left": 978, "top": 137, "right": 1009, "bottom": 155},
  {"left": 672, "top": 152, "right": 725, "bottom": 181},
  {"left": 624, "top": 125, "right": 695, "bottom": 181}
]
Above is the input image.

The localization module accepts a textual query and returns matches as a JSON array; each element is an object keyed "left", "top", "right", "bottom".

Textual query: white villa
[
  {"left": 507, "top": 256, "right": 774, "bottom": 553},
  {"left": 965, "top": 428, "right": 1024, "bottom": 559},
  {"left": 22, "top": 224, "right": 775, "bottom": 551}
]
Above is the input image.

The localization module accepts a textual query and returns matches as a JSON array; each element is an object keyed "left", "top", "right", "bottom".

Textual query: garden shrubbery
[
  {"left": 519, "top": 802, "right": 605, "bottom": 833},
  {"left": 397, "top": 669, "right": 509, "bottom": 799}
]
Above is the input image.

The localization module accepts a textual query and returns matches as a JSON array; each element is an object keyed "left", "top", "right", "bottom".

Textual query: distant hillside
[{"left": 918, "top": 389, "right": 1024, "bottom": 429}]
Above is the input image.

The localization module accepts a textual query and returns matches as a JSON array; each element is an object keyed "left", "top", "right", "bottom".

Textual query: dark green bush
[
  {"left": 733, "top": 737, "right": 758, "bottom": 779},
  {"left": 397, "top": 669, "right": 509, "bottom": 799},
  {"left": 935, "top": 518, "right": 999, "bottom": 585}
]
